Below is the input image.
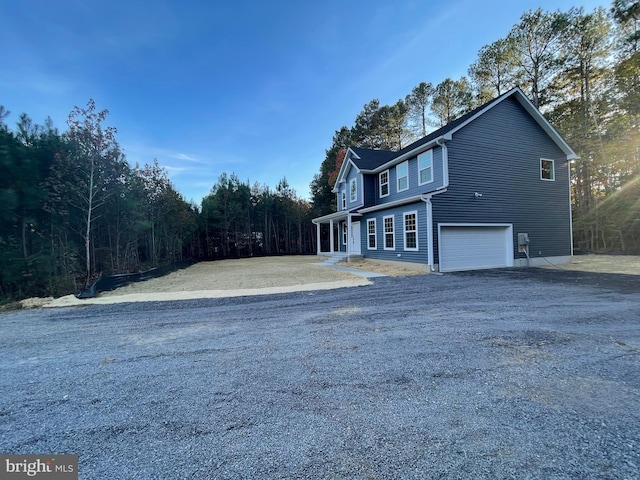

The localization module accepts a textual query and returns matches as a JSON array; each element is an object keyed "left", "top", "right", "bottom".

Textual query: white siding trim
[
  {"left": 358, "top": 194, "right": 424, "bottom": 214},
  {"left": 331, "top": 150, "right": 360, "bottom": 193}
]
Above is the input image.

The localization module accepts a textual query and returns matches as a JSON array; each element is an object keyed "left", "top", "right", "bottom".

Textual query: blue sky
[{"left": 1, "top": 0, "right": 607, "bottom": 204}]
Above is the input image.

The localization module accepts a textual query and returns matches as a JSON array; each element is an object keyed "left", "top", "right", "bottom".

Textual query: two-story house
[{"left": 312, "top": 87, "right": 578, "bottom": 272}]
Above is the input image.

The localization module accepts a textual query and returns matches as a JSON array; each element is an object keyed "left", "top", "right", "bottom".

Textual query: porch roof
[{"left": 312, "top": 210, "right": 361, "bottom": 224}]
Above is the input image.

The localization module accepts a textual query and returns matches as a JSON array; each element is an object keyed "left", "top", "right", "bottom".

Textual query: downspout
[
  {"left": 436, "top": 136, "right": 450, "bottom": 189},
  {"left": 421, "top": 194, "right": 436, "bottom": 271},
  {"left": 422, "top": 136, "right": 450, "bottom": 273},
  {"left": 567, "top": 158, "right": 575, "bottom": 257},
  {"left": 347, "top": 215, "right": 352, "bottom": 256}
]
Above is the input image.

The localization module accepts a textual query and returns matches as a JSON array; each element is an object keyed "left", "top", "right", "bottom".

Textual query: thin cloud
[
  {"left": 172, "top": 152, "right": 202, "bottom": 163},
  {"left": 121, "top": 142, "right": 209, "bottom": 166},
  {"left": 163, "top": 165, "right": 188, "bottom": 176}
]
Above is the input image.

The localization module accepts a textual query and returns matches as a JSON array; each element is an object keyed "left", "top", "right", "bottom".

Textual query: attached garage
[{"left": 438, "top": 224, "right": 514, "bottom": 272}]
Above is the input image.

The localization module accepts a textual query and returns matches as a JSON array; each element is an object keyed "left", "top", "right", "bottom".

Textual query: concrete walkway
[{"left": 315, "top": 262, "right": 388, "bottom": 278}]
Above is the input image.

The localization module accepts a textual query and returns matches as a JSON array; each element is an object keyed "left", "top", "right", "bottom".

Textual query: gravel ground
[{"left": 1, "top": 268, "right": 639, "bottom": 479}]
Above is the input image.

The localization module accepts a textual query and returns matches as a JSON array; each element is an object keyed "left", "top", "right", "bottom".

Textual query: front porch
[
  {"left": 316, "top": 251, "right": 364, "bottom": 264},
  {"left": 312, "top": 210, "right": 363, "bottom": 261}
]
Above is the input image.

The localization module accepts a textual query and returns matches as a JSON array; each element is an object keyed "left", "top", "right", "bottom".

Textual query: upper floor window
[
  {"left": 350, "top": 178, "right": 357, "bottom": 202},
  {"left": 397, "top": 161, "right": 408, "bottom": 192},
  {"left": 379, "top": 170, "right": 389, "bottom": 197},
  {"left": 403, "top": 211, "right": 418, "bottom": 250},
  {"left": 418, "top": 150, "right": 433, "bottom": 185},
  {"left": 341, "top": 192, "right": 346, "bottom": 210},
  {"left": 540, "top": 159, "right": 555, "bottom": 181}
]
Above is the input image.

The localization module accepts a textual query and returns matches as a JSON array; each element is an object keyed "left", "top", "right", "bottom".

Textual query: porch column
[
  {"left": 329, "top": 219, "right": 334, "bottom": 253},
  {"left": 315, "top": 222, "right": 321, "bottom": 254}
]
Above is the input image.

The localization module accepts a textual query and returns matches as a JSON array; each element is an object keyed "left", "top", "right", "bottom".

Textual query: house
[{"left": 312, "top": 87, "right": 578, "bottom": 272}]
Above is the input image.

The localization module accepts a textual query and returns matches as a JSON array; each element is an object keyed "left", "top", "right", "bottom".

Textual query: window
[
  {"left": 341, "top": 192, "right": 346, "bottom": 210},
  {"left": 397, "top": 161, "right": 408, "bottom": 191},
  {"left": 350, "top": 178, "right": 357, "bottom": 202},
  {"left": 418, "top": 150, "right": 433, "bottom": 185},
  {"left": 403, "top": 212, "right": 418, "bottom": 250},
  {"left": 379, "top": 170, "right": 389, "bottom": 197},
  {"left": 384, "top": 215, "right": 395, "bottom": 250},
  {"left": 541, "top": 159, "right": 555, "bottom": 181},
  {"left": 342, "top": 222, "right": 347, "bottom": 245},
  {"left": 367, "top": 219, "right": 376, "bottom": 249}
]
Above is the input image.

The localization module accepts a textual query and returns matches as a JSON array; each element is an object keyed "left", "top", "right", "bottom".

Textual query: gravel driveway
[{"left": 1, "top": 269, "right": 639, "bottom": 479}]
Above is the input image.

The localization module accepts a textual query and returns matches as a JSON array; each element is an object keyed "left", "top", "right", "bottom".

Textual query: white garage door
[{"left": 439, "top": 225, "right": 513, "bottom": 272}]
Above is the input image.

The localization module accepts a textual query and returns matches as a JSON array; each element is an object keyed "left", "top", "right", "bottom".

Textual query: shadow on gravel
[{"left": 454, "top": 267, "right": 640, "bottom": 294}]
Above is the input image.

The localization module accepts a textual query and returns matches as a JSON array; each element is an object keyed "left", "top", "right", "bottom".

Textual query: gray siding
[
  {"left": 344, "top": 165, "right": 364, "bottom": 210},
  {"left": 373, "top": 147, "right": 445, "bottom": 206},
  {"left": 363, "top": 175, "right": 376, "bottom": 207},
  {"left": 432, "top": 96, "right": 571, "bottom": 263},
  {"left": 359, "top": 201, "right": 429, "bottom": 264}
]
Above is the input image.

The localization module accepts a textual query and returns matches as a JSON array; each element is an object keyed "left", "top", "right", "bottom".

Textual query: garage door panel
[{"left": 439, "top": 225, "right": 512, "bottom": 272}]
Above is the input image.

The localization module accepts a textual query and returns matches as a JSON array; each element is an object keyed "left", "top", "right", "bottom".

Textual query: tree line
[
  {"left": 311, "top": 1, "right": 640, "bottom": 254},
  {"left": 0, "top": 102, "right": 314, "bottom": 301},
  {"left": 3, "top": 1, "right": 639, "bottom": 301}
]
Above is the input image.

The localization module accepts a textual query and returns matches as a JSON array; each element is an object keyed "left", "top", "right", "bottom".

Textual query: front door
[{"left": 350, "top": 221, "right": 361, "bottom": 255}]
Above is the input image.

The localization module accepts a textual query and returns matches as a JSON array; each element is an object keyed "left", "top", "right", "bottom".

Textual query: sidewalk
[{"left": 316, "top": 262, "right": 388, "bottom": 278}]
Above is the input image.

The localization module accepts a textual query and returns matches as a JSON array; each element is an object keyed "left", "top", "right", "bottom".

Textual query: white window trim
[
  {"left": 540, "top": 158, "right": 555, "bottom": 181},
  {"left": 403, "top": 210, "right": 419, "bottom": 251},
  {"left": 342, "top": 222, "right": 347, "bottom": 245},
  {"left": 349, "top": 178, "right": 357, "bottom": 202},
  {"left": 341, "top": 192, "right": 346, "bottom": 210},
  {"left": 397, "top": 161, "right": 409, "bottom": 192},
  {"left": 367, "top": 218, "right": 377, "bottom": 250},
  {"left": 383, "top": 215, "right": 395, "bottom": 250},
  {"left": 379, "top": 170, "right": 389, "bottom": 198},
  {"left": 418, "top": 150, "right": 434, "bottom": 186}
]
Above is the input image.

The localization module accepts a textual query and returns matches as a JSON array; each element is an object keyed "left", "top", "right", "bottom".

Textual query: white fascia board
[
  {"left": 331, "top": 148, "right": 361, "bottom": 193},
  {"left": 511, "top": 90, "right": 579, "bottom": 160},
  {"left": 371, "top": 138, "right": 447, "bottom": 174},
  {"left": 357, "top": 195, "right": 424, "bottom": 214},
  {"left": 365, "top": 88, "right": 577, "bottom": 178},
  {"left": 445, "top": 87, "right": 578, "bottom": 160},
  {"left": 312, "top": 210, "right": 350, "bottom": 224}
]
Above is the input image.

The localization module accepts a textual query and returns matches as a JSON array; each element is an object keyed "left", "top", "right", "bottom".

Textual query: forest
[
  {"left": 0, "top": 100, "right": 315, "bottom": 300},
  {"left": 2, "top": 1, "right": 639, "bottom": 301}
]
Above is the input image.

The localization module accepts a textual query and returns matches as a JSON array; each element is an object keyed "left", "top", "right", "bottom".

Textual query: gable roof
[
  {"left": 439, "top": 86, "right": 577, "bottom": 160},
  {"left": 332, "top": 87, "right": 578, "bottom": 191},
  {"left": 330, "top": 147, "right": 396, "bottom": 192},
  {"left": 348, "top": 147, "right": 397, "bottom": 171}
]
